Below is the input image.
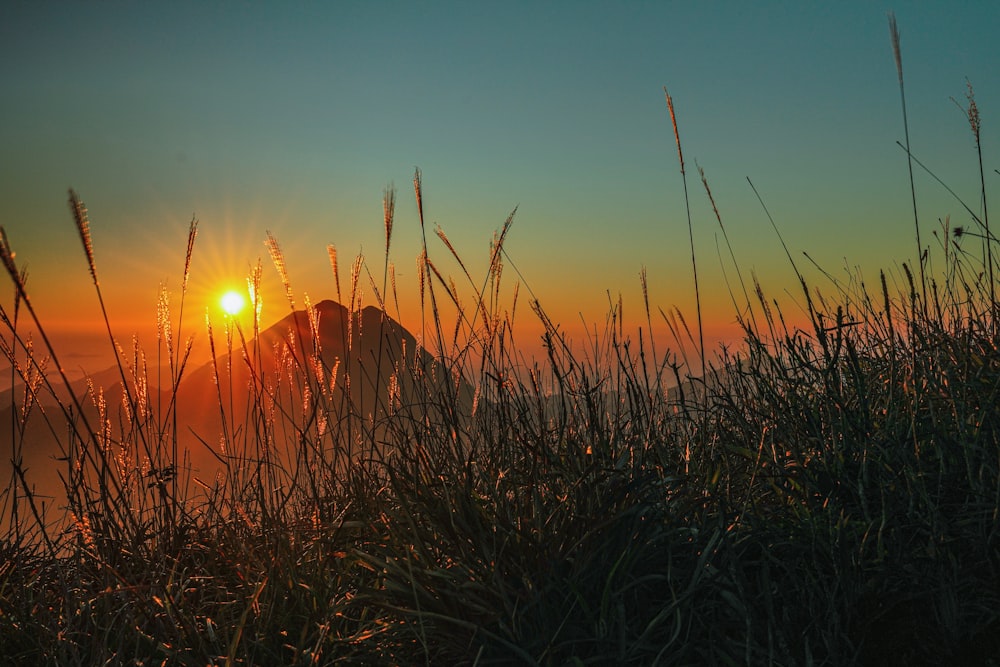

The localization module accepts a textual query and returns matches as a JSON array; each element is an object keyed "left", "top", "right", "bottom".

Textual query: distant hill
[{"left": 0, "top": 300, "right": 464, "bottom": 517}]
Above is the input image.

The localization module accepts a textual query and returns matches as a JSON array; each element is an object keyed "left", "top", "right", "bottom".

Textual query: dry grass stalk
[
  {"left": 247, "top": 258, "right": 263, "bottom": 333},
  {"left": 952, "top": 80, "right": 994, "bottom": 322},
  {"left": 327, "top": 244, "right": 342, "bottom": 304},
  {"left": 663, "top": 87, "right": 704, "bottom": 377},
  {"left": 887, "top": 11, "right": 926, "bottom": 302},
  {"left": 265, "top": 230, "right": 295, "bottom": 310}
]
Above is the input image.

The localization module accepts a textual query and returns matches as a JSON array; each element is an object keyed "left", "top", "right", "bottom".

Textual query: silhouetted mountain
[{"left": 1, "top": 300, "right": 466, "bottom": 518}]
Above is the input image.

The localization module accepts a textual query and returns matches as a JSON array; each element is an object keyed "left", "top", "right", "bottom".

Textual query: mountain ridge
[{"left": 0, "top": 299, "right": 457, "bottom": 513}]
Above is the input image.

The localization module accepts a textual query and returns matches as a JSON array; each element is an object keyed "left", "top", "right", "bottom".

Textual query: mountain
[{"left": 0, "top": 300, "right": 465, "bottom": 519}]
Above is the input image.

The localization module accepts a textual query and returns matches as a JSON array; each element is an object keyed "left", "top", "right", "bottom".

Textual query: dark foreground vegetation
[{"left": 2, "top": 29, "right": 999, "bottom": 667}]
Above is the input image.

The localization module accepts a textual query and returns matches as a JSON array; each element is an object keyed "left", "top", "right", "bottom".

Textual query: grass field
[{"left": 1, "top": 38, "right": 999, "bottom": 667}]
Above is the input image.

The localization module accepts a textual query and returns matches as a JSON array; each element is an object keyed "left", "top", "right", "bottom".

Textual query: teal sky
[{"left": 1, "top": 2, "right": 997, "bottom": 361}]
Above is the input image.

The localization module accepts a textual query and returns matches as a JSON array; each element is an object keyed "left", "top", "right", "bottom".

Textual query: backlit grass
[{"left": 1, "top": 34, "right": 998, "bottom": 667}]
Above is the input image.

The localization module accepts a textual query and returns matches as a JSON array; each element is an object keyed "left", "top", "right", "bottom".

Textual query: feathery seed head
[
  {"left": 69, "top": 189, "right": 98, "bottom": 283},
  {"left": 248, "top": 259, "right": 263, "bottom": 330},
  {"left": 640, "top": 267, "right": 650, "bottom": 314},
  {"left": 888, "top": 12, "right": 903, "bottom": 83},
  {"left": 489, "top": 208, "right": 517, "bottom": 274},
  {"left": 157, "top": 285, "right": 172, "bottom": 351},
  {"left": 327, "top": 244, "right": 342, "bottom": 304},
  {"left": 304, "top": 292, "right": 320, "bottom": 344},
  {"left": 413, "top": 168, "right": 424, "bottom": 229},
  {"left": 664, "top": 87, "right": 685, "bottom": 174},
  {"left": 182, "top": 216, "right": 198, "bottom": 292},
  {"left": 698, "top": 164, "right": 724, "bottom": 226},
  {"left": 951, "top": 80, "right": 982, "bottom": 147},
  {"left": 349, "top": 254, "right": 364, "bottom": 312},
  {"left": 265, "top": 230, "right": 295, "bottom": 309},
  {"left": 384, "top": 185, "right": 396, "bottom": 256},
  {"left": 965, "top": 80, "right": 981, "bottom": 145}
]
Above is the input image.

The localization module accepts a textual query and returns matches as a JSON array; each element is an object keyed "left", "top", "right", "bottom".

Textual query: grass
[{"left": 1, "top": 34, "right": 999, "bottom": 667}]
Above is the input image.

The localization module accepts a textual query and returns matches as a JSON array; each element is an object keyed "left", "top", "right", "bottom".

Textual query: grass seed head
[
  {"left": 888, "top": 11, "right": 903, "bottom": 83},
  {"left": 265, "top": 230, "right": 295, "bottom": 310},
  {"left": 183, "top": 216, "right": 198, "bottom": 292},
  {"left": 328, "top": 244, "right": 342, "bottom": 304},
  {"left": 384, "top": 185, "right": 396, "bottom": 257},
  {"left": 69, "top": 189, "right": 98, "bottom": 284}
]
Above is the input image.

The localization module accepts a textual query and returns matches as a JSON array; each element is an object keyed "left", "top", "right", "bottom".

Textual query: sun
[{"left": 220, "top": 290, "right": 245, "bottom": 316}]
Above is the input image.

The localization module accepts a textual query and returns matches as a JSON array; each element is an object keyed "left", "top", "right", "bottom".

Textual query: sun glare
[{"left": 220, "top": 290, "right": 245, "bottom": 316}]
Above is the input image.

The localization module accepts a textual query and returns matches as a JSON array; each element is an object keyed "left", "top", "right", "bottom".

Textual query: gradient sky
[{"left": 2, "top": 2, "right": 998, "bottom": 368}]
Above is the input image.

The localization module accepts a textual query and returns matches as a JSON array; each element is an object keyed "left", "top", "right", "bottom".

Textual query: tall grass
[{"left": 1, "top": 39, "right": 999, "bottom": 667}]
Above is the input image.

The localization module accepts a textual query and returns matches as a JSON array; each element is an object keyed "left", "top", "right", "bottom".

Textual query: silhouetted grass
[{"left": 1, "top": 35, "right": 999, "bottom": 666}]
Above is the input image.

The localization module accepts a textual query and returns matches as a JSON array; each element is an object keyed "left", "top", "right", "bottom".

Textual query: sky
[{"left": 1, "top": 1, "right": 998, "bottom": 371}]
